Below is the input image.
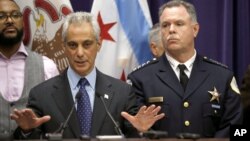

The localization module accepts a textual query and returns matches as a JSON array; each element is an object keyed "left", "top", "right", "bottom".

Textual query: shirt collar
[
  {"left": 0, "top": 43, "right": 28, "bottom": 58},
  {"left": 67, "top": 66, "right": 96, "bottom": 90},
  {"left": 166, "top": 50, "right": 197, "bottom": 72},
  {"left": 18, "top": 43, "right": 28, "bottom": 56}
]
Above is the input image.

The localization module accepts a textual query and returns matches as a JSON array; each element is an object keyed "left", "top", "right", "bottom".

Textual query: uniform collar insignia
[{"left": 208, "top": 87, "right": 220, "bottom": 102}]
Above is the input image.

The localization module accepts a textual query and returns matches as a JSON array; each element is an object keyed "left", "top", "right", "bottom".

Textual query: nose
[
  {"left": 76, "top": 46, "right": 85, "bottom": 57},
  {"left": 169, "top": 24, "right": 176, "bottom": 34},
  {"left": 5, "top": 16, "right": 14, "bottom": 23}
]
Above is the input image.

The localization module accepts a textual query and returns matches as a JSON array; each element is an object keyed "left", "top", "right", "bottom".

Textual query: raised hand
[
  {"left": 121, "top": 105, "right": 165, "bottom": 132},
  {"left": 10, "top": 108, "right": 51, "bottom": 132}
]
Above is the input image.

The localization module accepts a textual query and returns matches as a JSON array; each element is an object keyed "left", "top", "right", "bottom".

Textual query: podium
[{"left": 14, "top": 138, "right": 229, "bottom": 141}]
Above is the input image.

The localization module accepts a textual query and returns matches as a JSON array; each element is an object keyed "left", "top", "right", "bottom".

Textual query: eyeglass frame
[{"left": 0, "top": 11, "right": 22, "bottom": 22}]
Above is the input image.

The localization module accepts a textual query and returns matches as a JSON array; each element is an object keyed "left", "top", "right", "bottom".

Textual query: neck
[
  {"left": 0, "top": 43, "right": 21, "bottom": 59},
  {"left": 169, "top": 49, "right": 195, "bottom": 63}
]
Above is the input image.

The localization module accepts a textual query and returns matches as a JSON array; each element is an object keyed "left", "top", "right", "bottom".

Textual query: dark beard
[{"left": 0, "top": 28, "right": 23, "bottom": 47}]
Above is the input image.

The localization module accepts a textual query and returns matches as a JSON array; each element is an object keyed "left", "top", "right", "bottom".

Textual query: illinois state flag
[
  {"left": 91, "top": 0, "right": 153, "bottom": 80},
  {"left": 14, "top": 0, "right": 73, "bottom": 72}
]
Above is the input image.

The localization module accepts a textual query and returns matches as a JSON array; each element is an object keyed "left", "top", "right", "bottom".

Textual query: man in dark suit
[
  {"left": 10, "top": 12, "right": 164, "bottom": 139},
  {"left": 127, "top": 0, "right": 242, "bottom": 138}
]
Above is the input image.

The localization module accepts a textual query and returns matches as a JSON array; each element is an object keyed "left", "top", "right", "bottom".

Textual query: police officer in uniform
[{"left": 127, "top": 0, "right": 242, "bottom": 138}]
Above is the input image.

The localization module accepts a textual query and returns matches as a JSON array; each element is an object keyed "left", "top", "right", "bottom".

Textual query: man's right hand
[
  {"left": 10, "top": 108, "right": 51, "bottom": 132},
  {"left": 121, "top": 104, "right": 165, "bottom": 132}
]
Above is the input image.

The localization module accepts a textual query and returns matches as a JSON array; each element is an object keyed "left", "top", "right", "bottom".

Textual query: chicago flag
[{"left": 91, "top": 0, "right": 153, "bottom": 80}]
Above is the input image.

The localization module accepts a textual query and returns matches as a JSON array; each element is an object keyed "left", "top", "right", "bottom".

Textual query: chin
[
  {"left": 75, "top": 67, "right": 88, "bottom": 75},
  {"left": 167, "top": 46, "right": 181, "bottom": 52}
]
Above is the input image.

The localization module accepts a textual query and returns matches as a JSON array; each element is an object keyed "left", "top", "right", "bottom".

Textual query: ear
[
  {"left": 150, "top": 42, "right": 158, "bottom": 57},
  {"left": 97, "top": 39, "right": 101, "bottom": 52},
  {"left": 193, "top": 23, "right": 200, "bottom": 38}
]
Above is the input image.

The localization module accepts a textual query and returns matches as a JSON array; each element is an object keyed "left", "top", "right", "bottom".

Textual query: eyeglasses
[{"left": 0, "top": 12, "right": 22, "bottom": 21}]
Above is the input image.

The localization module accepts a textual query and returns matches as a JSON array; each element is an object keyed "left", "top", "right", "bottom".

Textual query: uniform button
[
  {"left": 183, "top": 102, "right": 189, "bottom": 108},
  {"left": 184, "top": 120, "right": 190, "bottom": 126},
  {"left": 214, "top": 110, "right": 217, "bottom": 114}
]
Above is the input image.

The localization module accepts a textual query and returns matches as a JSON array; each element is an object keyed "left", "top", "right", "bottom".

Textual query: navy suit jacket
[
  {"left": 14, "top": 69, "right": 139, "bottom": 139},
  {"left": 128, "top": 55, "right": 242, "bottom": 138}
]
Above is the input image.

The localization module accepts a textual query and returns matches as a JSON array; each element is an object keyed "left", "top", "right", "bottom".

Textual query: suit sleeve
[
  {"left": 127, "top": 73, "right": 147, "bottom": 108},
  {"left": 121, "top": 83, "right": 141, "bottom": 137},
  {"left": 14, "top": 88, "right": 45, "bottom": 139}
]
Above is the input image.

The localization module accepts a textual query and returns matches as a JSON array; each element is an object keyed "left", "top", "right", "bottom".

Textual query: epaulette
[
  {"left": 132, "top": 58, "right": 159, "bottom": 72},
  {"left": 203, "top": 56, "right": 228, "bottom": 69}
]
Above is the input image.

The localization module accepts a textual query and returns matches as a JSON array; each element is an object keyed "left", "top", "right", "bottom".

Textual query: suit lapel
[
  {"left": 184, "top": 55, "right": 209, "bottom": 99},
  {"left": 156, "top": 56, "right": 184, "bottom": 97},
  {"left": 51, "top": 71, "right": 80, "bottom": 137},
  {"left": 91, "top": 70, "right": 114, "bottom": 137}
]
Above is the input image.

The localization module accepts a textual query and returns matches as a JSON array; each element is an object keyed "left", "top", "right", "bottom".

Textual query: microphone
[
  {"left": 96, "top": 92, "right": 125, "bottom": 137},
  {"left": 176, "top": 132, "right": 200, "bottom": 139},
  {"left": 46, "top": 92, "right": 81, "bottom": 140},
  {"left": 141, "top": 130, "right": 168, "bottom": 139}
]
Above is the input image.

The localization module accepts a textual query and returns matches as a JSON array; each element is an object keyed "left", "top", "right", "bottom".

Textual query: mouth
[
  {"left": 167, "top": 37, "right": 178, "bottom": 41},
  {"left": 75, "top": 60, "right": 87, "bottom": 65},
  {"left": 4, "top": 27, "right": 17, "bottom": 33},
  {"left": 168, "top": 38, "right": 179, "bottom": 44}
]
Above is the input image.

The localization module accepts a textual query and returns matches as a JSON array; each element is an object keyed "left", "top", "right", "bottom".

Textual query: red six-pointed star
[{"left": 97, "top": 12, "right": 117, "bottom": 44}]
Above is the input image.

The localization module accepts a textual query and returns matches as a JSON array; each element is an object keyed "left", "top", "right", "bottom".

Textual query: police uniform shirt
[{"left": 165, "top": 50, "right": 197, "bottom": 80}]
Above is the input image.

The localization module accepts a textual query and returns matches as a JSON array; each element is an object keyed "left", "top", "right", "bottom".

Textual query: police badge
[{"left": 208, "top": 87, "right": 220, "bottom": 102}]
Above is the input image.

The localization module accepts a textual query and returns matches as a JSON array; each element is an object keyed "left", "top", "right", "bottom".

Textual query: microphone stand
[
  {"left": 98, "top": 93, "right": 125, "bottom": 137},
  {"left": 46, "top": 93, "right": 81, "bottom": 140}
]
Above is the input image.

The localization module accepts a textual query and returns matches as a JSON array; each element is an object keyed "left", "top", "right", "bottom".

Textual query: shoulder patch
[
  {"left": 230, "top": 77, "right": 240, "bottom": 95},
  {"left": 203, "top": 56, "right": 228, "bottom": 69},
  {"left": 132, "top": 58, "right": 159, "bottom": 72}
]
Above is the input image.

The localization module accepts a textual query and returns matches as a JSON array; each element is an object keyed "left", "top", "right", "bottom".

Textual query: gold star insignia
[{"left": 208, "top": 87, "right": 220, "bottom": 102}]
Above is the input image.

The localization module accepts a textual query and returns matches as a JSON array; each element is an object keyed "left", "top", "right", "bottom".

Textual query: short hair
[
  {"left": 149, "top": 23, "right": 161, "bottom": 45},
  {"left": 62, "top": 12, "right": 100, "bottom": 42},
  {"left": 159, "top": 0, "right": 198, "bottom": 23}
]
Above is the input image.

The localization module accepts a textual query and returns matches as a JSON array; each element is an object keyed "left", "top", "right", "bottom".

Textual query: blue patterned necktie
[{"left": 77, "top": 78, "right": 92, "bottom": 136}]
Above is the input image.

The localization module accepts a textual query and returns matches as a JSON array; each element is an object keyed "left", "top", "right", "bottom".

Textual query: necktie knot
[
  {"left": 78, "top": 78, "right": 88, "bottom": 88},
  {"left": 178, "top": 64, "right": 187, "bottom": 72}
]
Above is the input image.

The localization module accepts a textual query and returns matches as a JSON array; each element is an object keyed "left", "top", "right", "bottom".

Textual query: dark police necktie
[
  {"left": 178, "top": 64, "right": 189, "bottom": 91},
  {"left": 77, "top": 78, "right": 92, "bottom": 136}
]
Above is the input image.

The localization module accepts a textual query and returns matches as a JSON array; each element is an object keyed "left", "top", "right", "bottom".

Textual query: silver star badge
[{"left": 208, "top": 87, "right": 220, "bottom": 102}]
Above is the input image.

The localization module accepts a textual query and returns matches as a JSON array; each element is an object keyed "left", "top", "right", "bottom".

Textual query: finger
[
  {"left": 13, "top": 109, "right": 24, "bottom": 118},
  {"left": 145, "top": 105, "right": 162, "bottom": 117},
  {"left": 23, "top": 109, "right": 37, "bottom": 119},
  {"left": 139, "top": 105, "right": 147, "bottom": 112},
  {"left": 154, "top": 113, "right": 165, "bottom": 121},
  {"left": 121, "top": 112, "right": 134, "bottom": 122},
  {"left": 145, "top": 104, "right": 156, "bottom": 113},
  {"left": 29, "top": 115, "right": 51, "bottom": 129},
  {"left": 152, "top": 106, "right": 162, "bottom": 115},
  {"left": 137, "top": 106, "right": 147, "bottom": 115},
  {"left": 37, "top": 115, "right": 51, "bottom": 125},
  {"left": 24, "top": 109, "right": 37, "bottom": 117},
  {"left": 10, "top": 113, "right": 18, "bottom": 120}
]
